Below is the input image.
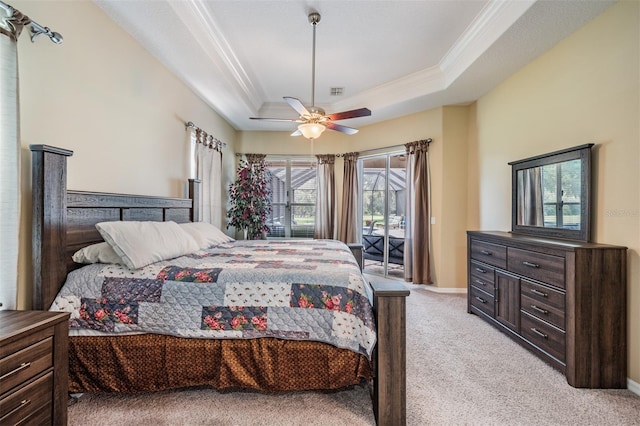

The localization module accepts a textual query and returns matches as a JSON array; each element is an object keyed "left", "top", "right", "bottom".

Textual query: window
[
  {"left": 541, "top": 159, "right": 581, "bottom": 228},
  {"left": 266, "top": 158, "right": 316, "bottom": 238}
]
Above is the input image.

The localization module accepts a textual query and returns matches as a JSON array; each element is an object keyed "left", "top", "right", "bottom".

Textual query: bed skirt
[{"left": 69, "top": 335, "right": 372, "bottom": 393}]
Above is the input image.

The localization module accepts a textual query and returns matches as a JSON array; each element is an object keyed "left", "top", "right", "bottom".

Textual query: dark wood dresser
[
  {"left": 0, "top": 310, "right": 70, "bottom": 425},
  {"left": 467, "top": 231, "right": 627, "bottom": 388}
]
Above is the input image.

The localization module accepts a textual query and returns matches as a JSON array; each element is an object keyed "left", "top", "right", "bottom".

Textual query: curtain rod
[
  {"left": 358, "top": 138, "right": 433, "bottom": 154},
  {"left": 0, "top": 1, "right": 63, "bottom": 44},
  {"left": 349, "top": 138, "right": 432, "bottom": 157},
  {"left": 185, "top": 121, "right": 227, "bottom": 147},
  {"left": 356, "top": 144, "right": 405, "bottom": 156},
  {"left": 235, "top": 153, "right": 316, "bottom": 158}
]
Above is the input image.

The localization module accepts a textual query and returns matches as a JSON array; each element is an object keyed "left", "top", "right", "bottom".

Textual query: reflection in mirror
[
  {"left": 516, "top": 159, "right": 581, "bottom": 229},
  {"left": 510, "top": 143, "right": 593, "bottom": 241}
]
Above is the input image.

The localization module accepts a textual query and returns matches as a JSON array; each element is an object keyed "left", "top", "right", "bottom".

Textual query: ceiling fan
[{"left": 250, "top": 12, "right": 371, "bottom": 140}]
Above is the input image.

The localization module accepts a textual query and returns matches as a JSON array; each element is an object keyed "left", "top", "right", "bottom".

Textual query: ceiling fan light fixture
[{"left": 298, "top": 122, "right": 326, "bottom": 139}]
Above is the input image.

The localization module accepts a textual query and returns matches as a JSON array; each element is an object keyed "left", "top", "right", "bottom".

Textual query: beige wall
[
  {"left": 15, "top": 0, "right": 238, "bottom": 308},
  {"left": 441, "top": 106, "right": 470, "bottom": 288},
  {"left": 474, "top": 1, "right": 639, "bottom": 383}
]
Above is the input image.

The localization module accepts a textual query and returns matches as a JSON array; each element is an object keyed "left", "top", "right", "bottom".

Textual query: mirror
[{"left": 510, "top": 144, "right": 593, "bottom": 241}]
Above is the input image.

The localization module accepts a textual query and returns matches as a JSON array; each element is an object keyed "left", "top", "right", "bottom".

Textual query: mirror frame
[{"left": 509, "top": 143, "right": 593, "bottom": 241}]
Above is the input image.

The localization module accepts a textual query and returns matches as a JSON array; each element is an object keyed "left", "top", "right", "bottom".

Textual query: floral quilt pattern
[{"left": 51, "top": 239, "right": 376, "bottom": 358}]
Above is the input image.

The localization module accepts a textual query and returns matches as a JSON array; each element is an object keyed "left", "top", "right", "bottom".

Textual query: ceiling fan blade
[
  {"left": 290, "top": 129, "right": 302, "bottom": 137},
  {"left": 250, "top": 117, "right": 301, "bottom": 122},
  {"left": 326, "top": 122, "right": 359, "bottom": 135},
  {"left": 327, "top": 107, "right": 371, "bottom": 121},
  {"left": 284, "top": 97, "right": 310, "bottom": 116}
]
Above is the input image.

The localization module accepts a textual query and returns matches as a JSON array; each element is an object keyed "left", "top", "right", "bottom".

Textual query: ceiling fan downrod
[{"left": 309, "top": 12, "right": 320, "bottom": 108}]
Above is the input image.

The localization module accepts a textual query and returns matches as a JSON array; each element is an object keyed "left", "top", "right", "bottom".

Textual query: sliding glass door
[
  {"left": 266, "top": 158, "right": 316, "bottom": 239},
  {"left": 360, "top": 152, "right": 406, "bottom": 278}
]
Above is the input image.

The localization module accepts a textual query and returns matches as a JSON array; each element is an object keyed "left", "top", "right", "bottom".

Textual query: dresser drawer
[
  {"left": 520, "top": 279, "right": 564, "bottom": 312},
  {"left": 507, "top": 247, "right": 565, "bottom": 289},
  {"left": 0, "top": 337, "right": 53, "bottom": 396},
  {"left": 521, "top": 312, "right": 565, "bottom": 363},
  {"left": 470, "top": 240, "right": 507, "bottom": 269},
  {"left": 469, "top": 261, "right": 496, "bottom": 292},
  {"left": 521, "top": 294, "right": 565, "bottom": 331},
  {"left": 470, "top": 285, "right": 495, "bottom": 317},
  {"left": 0, "top": 371, "right": 52, "bottom": 425}
]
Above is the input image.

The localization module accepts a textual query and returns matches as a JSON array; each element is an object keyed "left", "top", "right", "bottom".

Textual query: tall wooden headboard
[{"left": 30, "top": 145, "right": 201, "bottom": 310}]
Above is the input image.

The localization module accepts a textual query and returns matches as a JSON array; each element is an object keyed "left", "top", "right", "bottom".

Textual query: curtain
[
  {"left": 314, "top": 154, "right": 336, "bottom": 239},
  {"left": 191, "top": 128, "right": 223, "bottom": 227},
  {"left": 517, "top": 168, "right": 544, "bottom": 226},
  {"left": 0, "top": 5, "right": 29, "bottom": 310},
  {"left": 338, "top": 152, "right": 359, "bottom": 244},
  {"left": 404, "top": 139, "right": 432, "bottom": 284}
]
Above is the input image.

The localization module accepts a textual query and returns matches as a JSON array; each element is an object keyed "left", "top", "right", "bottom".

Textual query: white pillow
[
  {"left": 72, "top": 242, "right": 123, "bottom": 265},
  {"left": 179, "top": 222, "right": 234, "bottom": 249},
  {"left": 95, "top": 221, "right": 200, "bottom": 269}
]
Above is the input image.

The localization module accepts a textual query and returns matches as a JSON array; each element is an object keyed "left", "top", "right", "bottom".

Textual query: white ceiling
[{"left": 94, "top": 0, "right": 615, "bottom": 133}]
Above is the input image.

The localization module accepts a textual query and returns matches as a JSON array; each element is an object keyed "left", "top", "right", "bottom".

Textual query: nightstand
[{"left": 0, "top": 310, "right": 70, "bottom": 425}]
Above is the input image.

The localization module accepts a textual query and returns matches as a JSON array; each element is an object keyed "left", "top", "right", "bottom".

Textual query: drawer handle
[
  {"left": 530, "top": 288, "right": 548, "bottom": 298},
  {"left": 0, "top": 399, "right": 31, "bottom": 423},
  {"left": 474, "top": 267, "right": 486, "bottom": 274},
  {"left": 480, "top": 250, "right": 492, "bottom": 256},
  {"left": 530, "top": 328, "right": 548, "bottom": 339},
  {"left": 474, "top": 279, "right": 486, "bottom": 286},
  {"left": 531, "top": 305, "right": 549, "bottom": 315},
  {"left": 0, "top": 362, "right": 31, "bottom": 381},
  {"left": 475, "top": 296, "right": 487, "bottom": 304},
  {"left": 523, "top": 261, "right": 540, "bottom": 268}
]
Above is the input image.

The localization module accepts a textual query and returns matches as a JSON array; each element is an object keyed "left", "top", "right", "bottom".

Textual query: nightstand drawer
[
  {"left": 0, "top": 311, "right": 70, "bottom": 425},
  {"left": 0, "top": 337, "right": 53, "bottom": 395},
  {"left": 0, "top": 371, "right": 53, "bottom": 425}
]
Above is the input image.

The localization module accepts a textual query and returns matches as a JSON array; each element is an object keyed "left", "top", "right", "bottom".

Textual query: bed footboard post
[
  {"left": 370, "top": 281, "right": 410, "bottom": 426},
  {"left": 188, "top": 178, "right": 201, "bottom": 222},
  {"left": 30, "top": 145, "right": 74, "bottom": 310}
]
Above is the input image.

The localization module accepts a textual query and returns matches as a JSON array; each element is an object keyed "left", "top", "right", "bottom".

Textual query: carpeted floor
[{"left": 68, "top": 278, "right": 640, "bottom": 425}]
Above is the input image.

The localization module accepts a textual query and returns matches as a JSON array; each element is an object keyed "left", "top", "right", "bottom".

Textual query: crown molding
[
  {"left": 169, "top": 0, "right": 263, "bottom": 113},
  {"left": 440, "top": 0, "right": 536, "bottom": 85},
  {"left": 331, "top": 66, "right": 445, "bottom": 113}
]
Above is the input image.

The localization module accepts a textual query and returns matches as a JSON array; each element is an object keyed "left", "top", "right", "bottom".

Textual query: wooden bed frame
[{"left": 30, "top": 144, "right": 409, "bottom": 425}]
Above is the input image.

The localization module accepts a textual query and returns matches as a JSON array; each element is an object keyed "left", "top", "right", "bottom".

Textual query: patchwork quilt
[{"left": 51, "top": 239, "right": 377, "bottom": 358}]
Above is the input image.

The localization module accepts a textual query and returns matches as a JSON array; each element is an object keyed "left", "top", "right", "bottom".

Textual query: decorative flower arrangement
[{"left": 227, "top": 160, "right": 271, "bottom": 239}]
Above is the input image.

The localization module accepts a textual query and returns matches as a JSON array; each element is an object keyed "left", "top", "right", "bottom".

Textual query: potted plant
[{"left": 227, "top": 160, "right": 271, "bottom": 239}]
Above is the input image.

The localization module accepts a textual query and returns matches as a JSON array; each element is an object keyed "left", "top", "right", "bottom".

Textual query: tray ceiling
[{"left": 94, "top": 0, "right": 614, "bottom": 132}]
